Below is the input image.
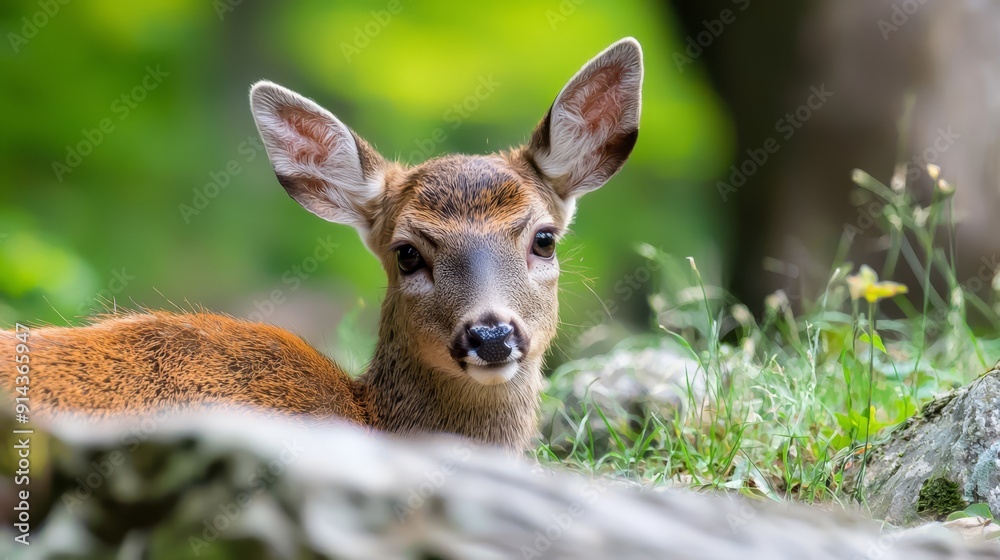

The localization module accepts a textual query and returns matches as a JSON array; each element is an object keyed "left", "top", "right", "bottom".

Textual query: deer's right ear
[{"left": 250, "top": 81, "right": 387, "bottom": 233}]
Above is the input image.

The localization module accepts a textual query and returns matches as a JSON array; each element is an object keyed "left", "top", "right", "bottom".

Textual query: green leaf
[
  {"left": 946, "top": 503, "right": 996, "bottom": 521},
  {"left": 858, "top": 332, "right": 887, "bottom": 353},
  {"left": 965, "top": 503, "right": 996, "bottom": 520},
  {"left": 841, "top": 349, "right": 853, "bottom": 386}
]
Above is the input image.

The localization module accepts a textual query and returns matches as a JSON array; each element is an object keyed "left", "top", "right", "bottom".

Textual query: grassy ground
[{"left": 534, "top": 163, "right": 1000, "bottom": 513}]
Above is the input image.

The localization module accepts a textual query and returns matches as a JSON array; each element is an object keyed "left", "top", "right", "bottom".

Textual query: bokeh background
[{"left": 3, "top": 0, "right": 1000, "bottom": 371}]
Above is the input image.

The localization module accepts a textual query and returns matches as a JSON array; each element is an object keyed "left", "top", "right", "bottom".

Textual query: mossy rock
[{"left": 853, "top": 368, "right": 1000, "bottom": 525}]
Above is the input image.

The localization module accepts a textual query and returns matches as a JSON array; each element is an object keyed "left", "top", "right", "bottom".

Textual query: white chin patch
[{"left": 466, "top": 362, "right": 519, "bottom": 386}]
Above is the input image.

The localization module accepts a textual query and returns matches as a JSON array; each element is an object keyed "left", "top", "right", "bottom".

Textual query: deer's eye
[
  {"left": 531, "top": 230, "right": 556, "bottom": 259},
  {"left": 396, "top": 245, "right": 426, "bottom": 274}
]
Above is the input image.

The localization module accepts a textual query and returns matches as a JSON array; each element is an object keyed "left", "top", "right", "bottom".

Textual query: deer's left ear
[{"left": 524, "top": 38, "right": 643, "bottom": 202}]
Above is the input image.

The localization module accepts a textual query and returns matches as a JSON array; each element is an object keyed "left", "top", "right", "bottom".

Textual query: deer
[{"left": 0, "top": 38, "right": 643, "bottom": 451}]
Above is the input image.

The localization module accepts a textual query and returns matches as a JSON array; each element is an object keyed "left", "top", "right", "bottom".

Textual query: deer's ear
[
  {"left": 250, "top": 81, "right": 387, "bottom": 233},
  {"left": 524, "top": 38, "right": 642, "bottom": 202}
]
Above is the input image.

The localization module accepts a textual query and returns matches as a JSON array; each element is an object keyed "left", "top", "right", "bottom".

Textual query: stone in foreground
[{"left": 0, "top": 410, "right": 994, "bottom": 559}]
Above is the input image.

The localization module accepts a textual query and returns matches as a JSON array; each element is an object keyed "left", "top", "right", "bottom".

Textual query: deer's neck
[{"left": 359, "top": 304, "right": 543, "bottom": 451}]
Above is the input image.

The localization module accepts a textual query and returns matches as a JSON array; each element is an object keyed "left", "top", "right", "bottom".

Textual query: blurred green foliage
[{"left": 0, "top": 1, "right": 732, "bottom": 366}]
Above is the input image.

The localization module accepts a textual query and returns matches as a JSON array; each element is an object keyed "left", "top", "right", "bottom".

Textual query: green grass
[{"left": 534, "top": 162, "right": 1000, "bottom": 510}]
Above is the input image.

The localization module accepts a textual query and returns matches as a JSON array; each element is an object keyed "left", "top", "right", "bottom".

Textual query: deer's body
[
  {"left": 1, "top": 312, "right": 370, "bottom": 422},
  {"left": 0, "top": 39, "right": 643, "bottom": 451}
]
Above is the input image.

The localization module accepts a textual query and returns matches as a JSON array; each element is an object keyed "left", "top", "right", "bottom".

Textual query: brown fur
[
  {"left": 0, "top": 312, "right": 369, "bottom": 423},
  {"left": 0, "top": 39, "right": 643, "bottom": 451}
]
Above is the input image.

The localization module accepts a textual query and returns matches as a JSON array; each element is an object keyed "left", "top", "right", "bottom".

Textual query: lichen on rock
[
  {"left": 855, "top": 368, "right": 1000, "bottom": 525},
  {"left": 966, "top": 441, "right": 1000, "bottom": 509}
]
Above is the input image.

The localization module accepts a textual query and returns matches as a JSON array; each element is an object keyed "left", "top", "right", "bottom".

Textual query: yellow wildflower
[{"left": 846, "top": 265, "right": 908, "bottom": 303}]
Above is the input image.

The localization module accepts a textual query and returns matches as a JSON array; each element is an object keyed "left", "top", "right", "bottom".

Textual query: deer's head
[{"left": 250, "top": 38, "right": 642, "bottom": 387}]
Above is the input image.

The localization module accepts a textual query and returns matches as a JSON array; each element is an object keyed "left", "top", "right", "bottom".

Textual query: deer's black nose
[{"left": 466, "top": 323, "right": 514, "bottom": 363}]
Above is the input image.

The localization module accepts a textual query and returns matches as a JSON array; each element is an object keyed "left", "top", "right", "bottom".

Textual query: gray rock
[
  {"left": 857, "top": 367, "right": 1000, "bottom": 525},
  {"left": 566, "top": 344, "right": 706, "bottom": 411},
  {"left": 541, "top": 342, "right": 707, "bottom": 449},
  {"left": 0, "top": 409, "right": 994, "bottom": 559}
]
